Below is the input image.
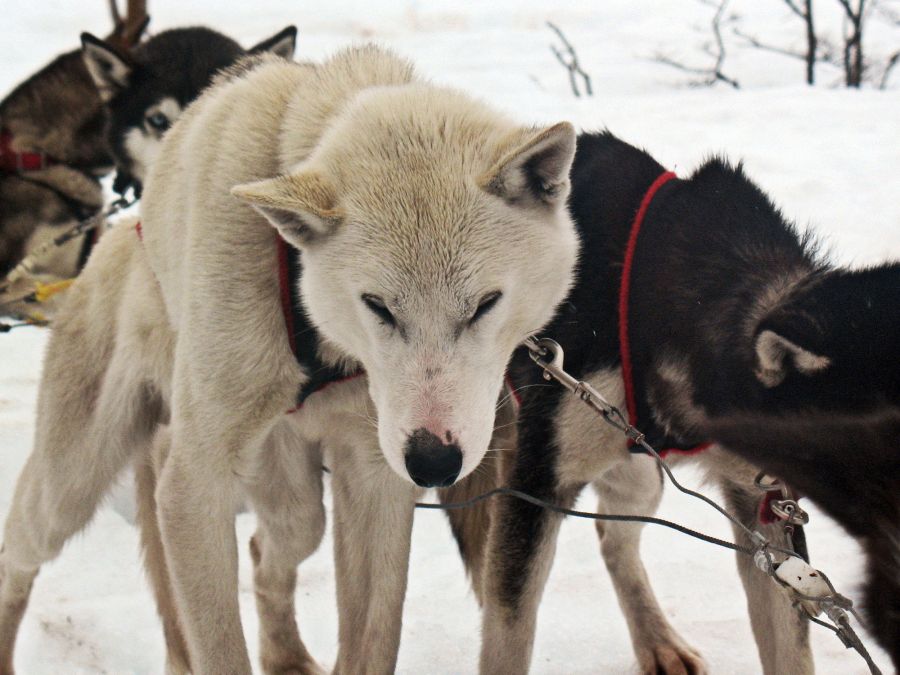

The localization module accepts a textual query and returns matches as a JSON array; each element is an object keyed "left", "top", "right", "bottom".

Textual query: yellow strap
[
  {"left": 25, "top": 311, "right": 49, "bottom": 326},
  {"left": 33, "top": 278, "right": 75, "bottom": 303}
]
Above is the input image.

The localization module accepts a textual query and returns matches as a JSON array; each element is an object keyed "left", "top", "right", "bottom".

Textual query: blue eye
[
  {"left": 362, "top": 294, "right": 396, "bottom": 327},
  {"left": 146, "top": 112, "right": 170, "bottom": 132}
]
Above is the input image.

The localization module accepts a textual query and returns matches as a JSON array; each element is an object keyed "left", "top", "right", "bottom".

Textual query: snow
[{"left": 1, "top": 1, "right": 897, "bottom": 673}]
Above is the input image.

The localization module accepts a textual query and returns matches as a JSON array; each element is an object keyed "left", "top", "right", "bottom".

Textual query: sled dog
[
  {"left": 0, "top": 24, "right": 295, "bottom": 310},
  {"left": 480, "top": 131, "right": 898, "bottom": 674},
  {"left": 0, "top": 27, "right": 140, "bottom": 278},
  {"left": 81, "top": 24, "right": 297, "bottom": 196},
  {"left": 705, "top": 361, "right": 899, "bottom": 668},
  {"left": 0, "top": 46, "right": 578, "bottom": 674}
]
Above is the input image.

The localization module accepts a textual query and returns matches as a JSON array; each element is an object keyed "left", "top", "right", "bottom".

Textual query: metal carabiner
[
  {"left": 524, "top": 337, "right": 565, "bottom": 375},
  {"left": 770, "top": 498, "right": 810, "bottom": 526}
]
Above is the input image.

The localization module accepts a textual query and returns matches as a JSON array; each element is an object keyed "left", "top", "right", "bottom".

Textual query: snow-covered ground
[{"left": 1, "top": 1, "right": 897, "bottom": 673}]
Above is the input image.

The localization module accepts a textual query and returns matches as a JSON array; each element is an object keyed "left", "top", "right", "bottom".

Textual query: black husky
[
  {"left": 479, "top": 131, "right": 898, "bottom": 674},
  {"left": 81, "top": 24, "right": 297, "bottom": 197}
]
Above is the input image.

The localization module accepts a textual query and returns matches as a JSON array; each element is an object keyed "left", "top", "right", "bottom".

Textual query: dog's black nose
[{"left": 404, "top": 428, "right": 462, "bottom": 488}]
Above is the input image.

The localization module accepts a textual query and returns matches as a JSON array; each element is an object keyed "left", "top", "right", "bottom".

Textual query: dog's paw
[
  {"left": 261, "top": 657, "right": 326, "bottom": 675},
  {"left": 637, "top": 640, "right": 707, "bottom": 675},
  {"left": 264, "top": 666, "right": 326, "bottom": 675}
]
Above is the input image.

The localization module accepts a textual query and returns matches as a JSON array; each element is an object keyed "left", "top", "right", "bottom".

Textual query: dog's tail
[{"left": 439, "top": 398, "right": 517, "bottom": 605}]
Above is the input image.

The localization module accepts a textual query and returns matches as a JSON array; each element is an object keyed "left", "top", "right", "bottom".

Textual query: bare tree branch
[
  {"left": 878, "top": 48, "right": 900, "bottom": 88},
  {"left": 709, "top": 0, "right": 730, "bottom": 76},
  {"left": 737, "top": 0, "right": 820, "bottom": 84},
  {"left": 655, "top": 53, "right": 741, "bottom": 88},
  {"left": 835, "top": 0, "right": 866, "bottom": 86},
  {"left": 782, "top": 0, "right": 807, "bottom": 19},
  {"left": 834, "top": 0, "right": 854, "bottom": 14},
  {"left": 547, "top": 22, "right": 593, "bottom": 97},
  {"left": 705, "top": 0, "right": 894, "bottom": 88},
  {"left": 799, "top": 0, "right": 818, "bottom": 83},
  {"left": 654, "top": 0, "right": 740, "bottom": 89},
  {"left": 733, "top": 27, "right": 807, "bottom": 59}
]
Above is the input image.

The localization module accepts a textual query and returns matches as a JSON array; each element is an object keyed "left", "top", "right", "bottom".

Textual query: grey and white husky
[{"left": 0, "top": 24, "right": 295, "bottom": 310}]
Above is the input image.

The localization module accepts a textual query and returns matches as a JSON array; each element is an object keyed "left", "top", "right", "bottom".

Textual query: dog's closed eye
[
  {"left": 362, "top": 294, "right": 397, "bottom": 328},
  {"left": 469, "top": 291, "right": 502, "bottom": 326}
]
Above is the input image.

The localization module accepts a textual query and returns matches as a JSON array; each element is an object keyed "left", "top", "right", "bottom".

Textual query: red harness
[
  {"left": 618, "top": 170, "right": 712, "bottom": 458},
  {"left": 0, "top": 128, "right": 59, "bottom": 173}
]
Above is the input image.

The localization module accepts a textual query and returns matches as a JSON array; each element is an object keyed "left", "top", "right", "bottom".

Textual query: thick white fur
[
  {"left": 230, "top": 75, "right": 578, "bottom": 482},
  {"left": 0, "top": 46, "right": 577, "bottom": 674}
]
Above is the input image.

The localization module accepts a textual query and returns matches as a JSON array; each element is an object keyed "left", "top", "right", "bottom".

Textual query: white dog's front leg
[
  {"left": 245, "top": 420, "right": 327, "bottom": 675},
  {"left": 157, "top": 439, "right": 250, "bottom": 675},
  {"left": 330, "top": 441, "right": 420, "bottom": 675}
]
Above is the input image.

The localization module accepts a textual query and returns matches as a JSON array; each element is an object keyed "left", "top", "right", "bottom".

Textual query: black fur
[
  {"left": 0, "top": 48, "right": 111, "bottom": 275},
  {"left": 281, "top": 240, "right": 359, "bottom": 405},
  {"left": 707, "top": 411, "right": 899, "bottom": 667},
  {"left": 88, "top": 25, "right": 296, "bottom": 196},
  {"left": 104, "top": 28, "right": 243, "bottom": 194},
  {"left": 499, "top": 130, "right": 899, "bottom": 667}
]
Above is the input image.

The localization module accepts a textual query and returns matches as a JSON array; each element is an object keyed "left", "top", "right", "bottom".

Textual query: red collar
[
  {"left": 618, "top": 170, "right": 677, "bottom": 428},
  {"left": 0, "top": 128, "right": 59, "bottom": 173},
  {"left": 617, "top": 170, "right": 712, "bottom": 458}
]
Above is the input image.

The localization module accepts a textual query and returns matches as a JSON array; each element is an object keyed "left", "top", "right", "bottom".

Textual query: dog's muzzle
[{"left": 403, "top": 428, "right": 462, "bottom": 488}]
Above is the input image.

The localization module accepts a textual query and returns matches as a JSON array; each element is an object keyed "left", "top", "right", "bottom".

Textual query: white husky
[{"left": 0, "top": 46, "right": 577, "bottom": 674}]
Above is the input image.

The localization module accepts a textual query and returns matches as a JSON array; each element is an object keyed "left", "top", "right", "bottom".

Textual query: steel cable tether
[
  {"left": 417, "top": 336, "right": 883, "bottom": 675},
  {"left": 0, "top": 193, "right": 136, "bottom": 298}
]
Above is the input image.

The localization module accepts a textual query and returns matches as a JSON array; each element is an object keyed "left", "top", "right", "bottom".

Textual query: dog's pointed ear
[
  {"left": 231, "top": 172, "right": 342, "bottom": 247},
  {"left": 754, "top": 329, "right": 831, "bottom": 388},
  {"left": 81, "top": 32, "right": 134, "bottom": 102},
  {"left": 249, "top": 26, "right": 297, "bottom": 60},
  {"left": 479, "top": 121, "right": 576, "bottom": 206}
]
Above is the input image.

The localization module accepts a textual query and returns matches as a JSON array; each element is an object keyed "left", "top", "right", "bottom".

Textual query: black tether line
[{"left": 414, "top": 486, "right": 753, "bottom": 555}]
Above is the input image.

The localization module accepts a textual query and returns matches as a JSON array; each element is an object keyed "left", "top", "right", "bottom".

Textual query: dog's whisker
[
  {"left": 491, "top": 420, "right": 518, "bottom": 433},
  {"left": 495, "top": 382, "right": 554, "bottom": 411}
]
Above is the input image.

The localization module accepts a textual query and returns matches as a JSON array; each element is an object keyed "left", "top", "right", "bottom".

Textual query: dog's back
[{"left": 0, "top": 49, "right": 109, "bottom": 277}]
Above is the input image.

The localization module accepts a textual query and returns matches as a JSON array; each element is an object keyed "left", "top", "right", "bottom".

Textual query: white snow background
[{"left": 1, "top": 1, "right": 898, "bottom": 673}]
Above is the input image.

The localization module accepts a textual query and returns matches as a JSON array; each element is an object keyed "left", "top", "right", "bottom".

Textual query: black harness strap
[
  {"left": 76, "top": 226, "right": 101, "bottom": 271},
  {"left": 277, "top": 237, "right": 363, "bottom": 409}
]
